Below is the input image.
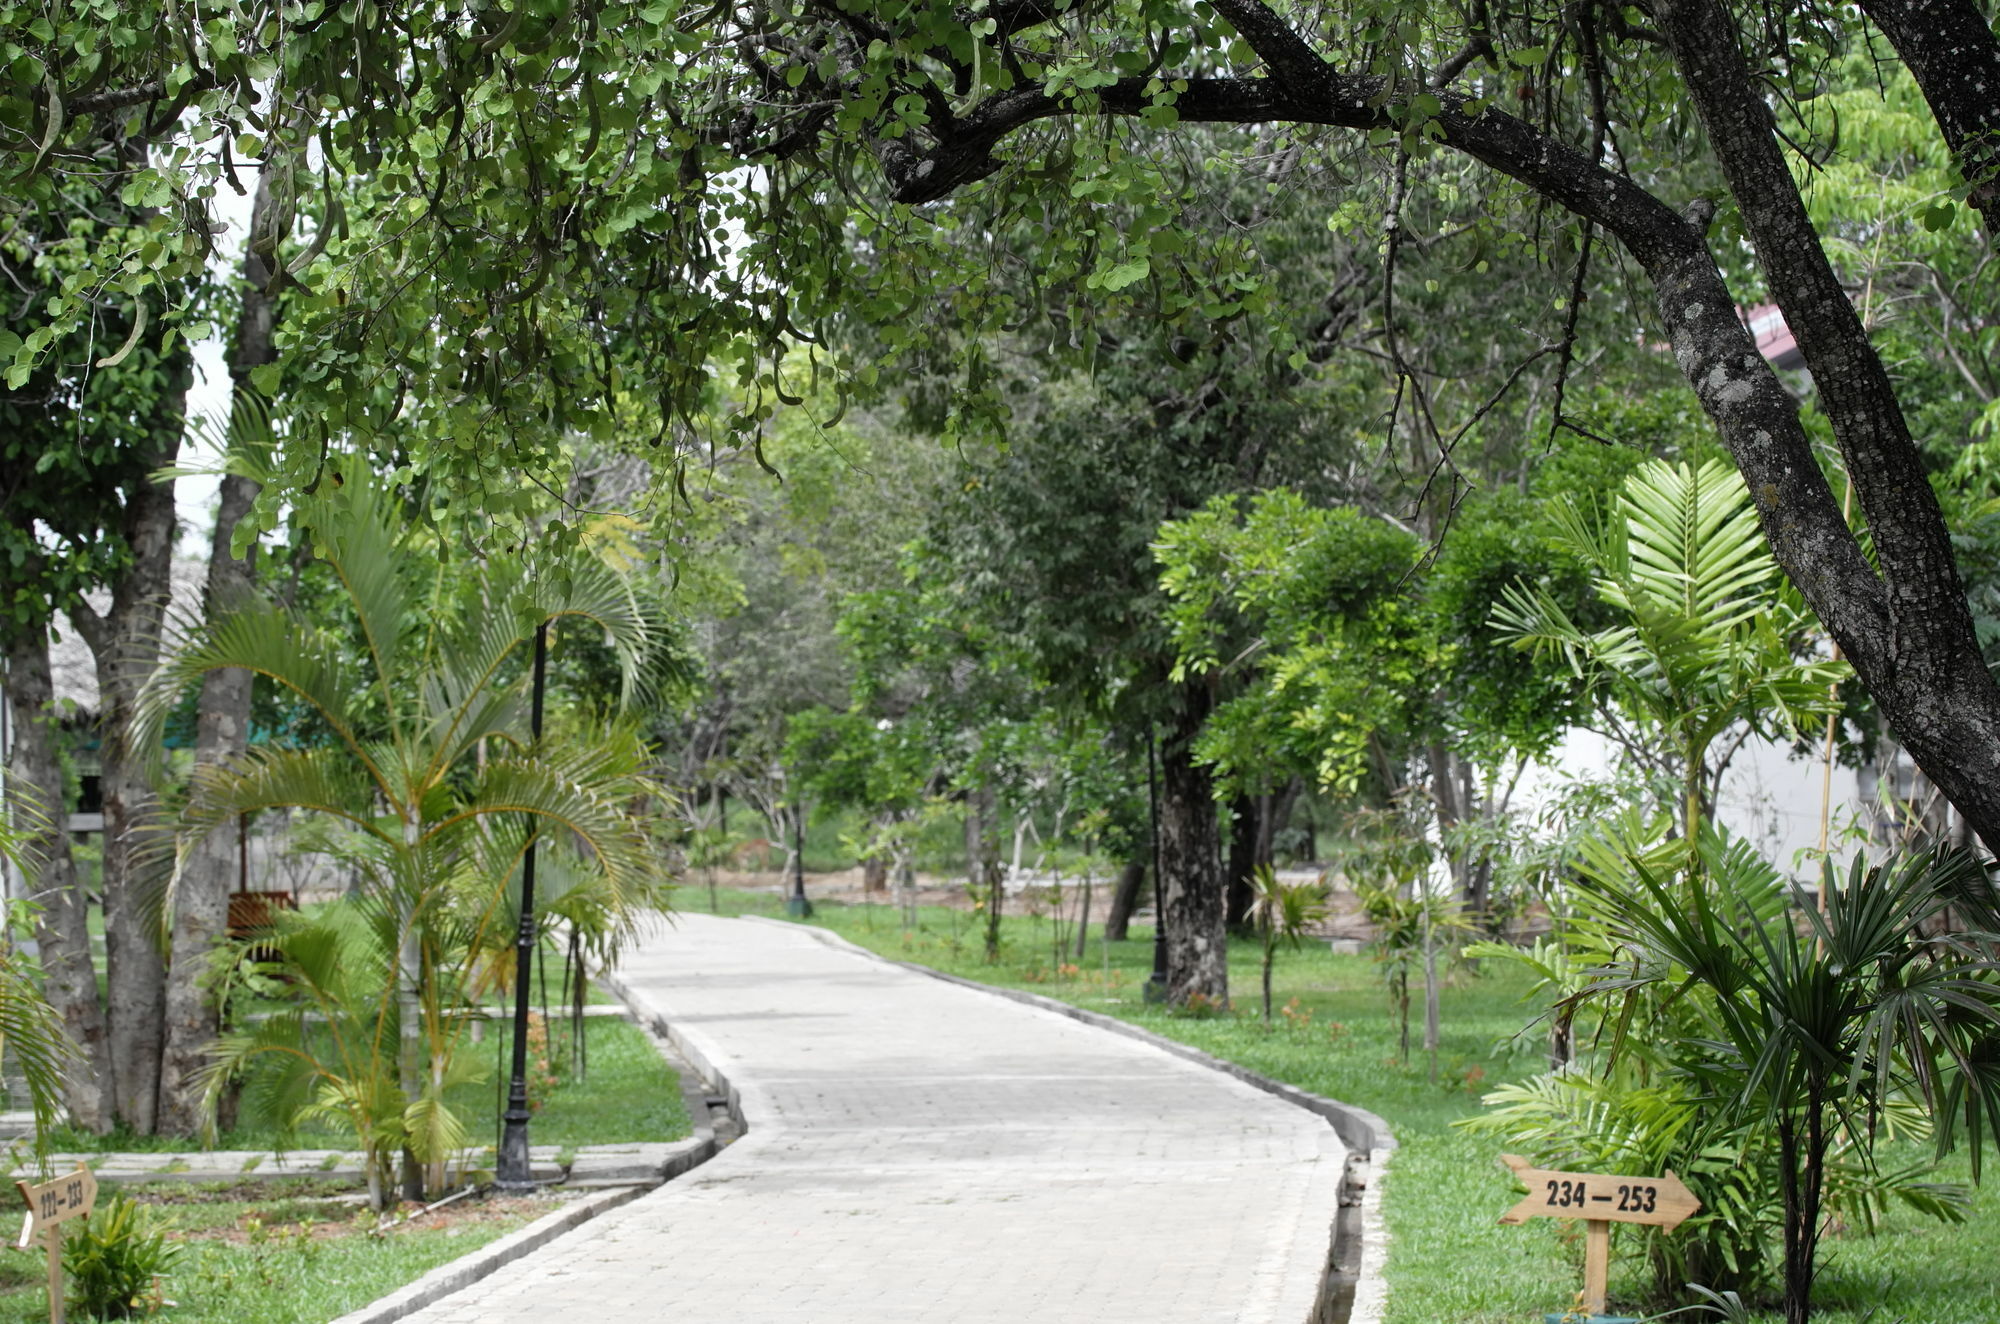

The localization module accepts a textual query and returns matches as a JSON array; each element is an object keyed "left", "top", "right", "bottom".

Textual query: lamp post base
[
  {"left": 786, "top": 894, "right": 814, "bottom": 918},
  {"left": 495, "top": 1108, "right": 536, "bottom": 1193}
]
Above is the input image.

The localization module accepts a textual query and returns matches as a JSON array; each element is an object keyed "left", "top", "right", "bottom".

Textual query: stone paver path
[{"left": 404, "top": 913, "right": 1350, "bottom": 1323}]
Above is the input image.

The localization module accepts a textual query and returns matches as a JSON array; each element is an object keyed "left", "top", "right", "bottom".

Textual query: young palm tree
[
  {"left": 0, "top": 814, "right": 76, "bottom": 1156},
  {"left": 1492, "top": 457, "right": 1847, "bottom": 845},
  {"left": 136, "top": 474, "right": 671, "bottom": 1202},
  {"left": 1574, "top": 846, "right": 2000, "bottom": 1323},
  {"left": 1246, "top": 865, "right": 1328, "bottom": 1023}
]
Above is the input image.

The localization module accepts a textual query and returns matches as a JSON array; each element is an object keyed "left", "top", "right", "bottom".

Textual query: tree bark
[
  {"left": 2, "top": 628, "right": 115, "bottom": 1132},
  {"left": 1158, "top": 687, "right": 1226, "bottom": 1006},
  {"left": 67, "top": 343, "right": 187, "bottom": 1133},
  {"left": 155, "top": 471, "right": 259, "bottom": 1134},
  {"left": 1224, "top": 793, "right": 1257, "bottom": 932},
  {"left": 1101, "top": 855, "right": 1146, "bottom": 941},
  {"left": 158, "top": 167, "right": 276, "bottom": 1136}
]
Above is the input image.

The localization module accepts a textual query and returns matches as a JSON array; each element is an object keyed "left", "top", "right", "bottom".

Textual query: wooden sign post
[
  {"left": 1496, "top": 1153, "right": 1700, "bottom": 1320},
  {"left": 16, "top": 1164, "right": 98, "bottom": 1324}
]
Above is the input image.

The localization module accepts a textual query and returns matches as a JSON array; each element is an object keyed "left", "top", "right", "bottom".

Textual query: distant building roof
[
  {"left": 1743, "top": 303, "right": 1806, "bottom": 372},
  {"left": 48, "top": 555, "right": 208, "bottom": 713}
]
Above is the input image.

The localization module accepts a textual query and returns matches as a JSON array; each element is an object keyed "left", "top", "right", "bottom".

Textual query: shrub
[{"left": 62, "top": 1193, "right": 180, "bottom": 1320}]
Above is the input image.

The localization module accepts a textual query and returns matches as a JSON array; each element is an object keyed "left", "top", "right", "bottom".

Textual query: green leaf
[{"left": 1097, "top": 257, "right": 1150, "bottom": 291}]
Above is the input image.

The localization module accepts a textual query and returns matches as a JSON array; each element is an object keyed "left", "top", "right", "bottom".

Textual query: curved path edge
[
  {"left": 750, "top": 916, "right": 1396, "bottom": 1324},
  {"left": 327, "top": 996, "right": 742, "bottom": 1324}
]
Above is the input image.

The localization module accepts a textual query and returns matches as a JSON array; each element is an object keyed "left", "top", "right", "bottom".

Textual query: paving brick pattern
[{"left": 402, "top": 913, "right": 1349, "bottom": 1323}]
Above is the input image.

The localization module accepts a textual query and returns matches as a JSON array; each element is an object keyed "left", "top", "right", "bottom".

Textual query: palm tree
[
  {"left": 136, "top": 474, "right": 671, "bottom": 1203},
  {"left": 1492, "top": 457, "right": 1847, "bottom": 845},
  {"left": 1246, "top": 865, "right": 1327, "bottom": 1023},
  {"left": 1573, "top": 845, "right": 2000, "bottom": 1323},
  {"left": 0, "top": 813, "right": 76, "bottom": 1156}
]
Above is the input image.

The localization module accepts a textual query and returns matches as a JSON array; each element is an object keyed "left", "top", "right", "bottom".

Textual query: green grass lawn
[
  {"left": 38, "top": 1012, "right": 689, "bottom": 1158},
  {"left": 713, "top": 884, "right": 2000, "bottom": 1324},
  {"left": 0, "top": 1179, "right": 548, "bottom": 1324},
  {"left": 13, "top": 973, "right": 688, "bottom": 1324}
]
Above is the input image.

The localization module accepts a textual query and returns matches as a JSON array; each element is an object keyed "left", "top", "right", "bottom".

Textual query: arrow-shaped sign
[
  {"left": 1496, "top": 1153, "right": 1700, "bottom": 1231},
  {"left": 16, "top": 1163, "right": 97, "bottom": 1324}
]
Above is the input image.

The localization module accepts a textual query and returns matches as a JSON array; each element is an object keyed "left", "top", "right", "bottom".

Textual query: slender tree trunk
[
  {"left": 398, "top": 830, "right": 426, "bottom": 1202},
  {"left": 1074, "top": 869, "right": 1091, "bottom": 961},
  {"left": 976, "top": 784, "right": 1003, "bottom": 962},
  {"left": 160, "top": 159, "right": 279, "bottom": 1130},
  {"left": 1393, "top": 969, "right": 1410, "bottom": 1064},
  {"left": 157, "top": 471, "right": 262, "bottom": 1133},
  {"left": 1422, "top": 926, "right": 1441, "bottom": 1083},
  {"left": 1159, "top": 688, "right": 1226, "bottom": 1006},
  {"left": 1259, "top": 782, "right": 1295, "bottom": 864},
  {"left": 1102, "top": 856, "right": 1145, "bottom": 941},
  {"left": 1776, "top": 1097, "right": 1828, "bottom": 1324},
  {"left": 2, "top": 629, "right": 115, "bottom": 1132},
  {"left": 1224, "top": 793, "right": 1257, "bottom": 932}
]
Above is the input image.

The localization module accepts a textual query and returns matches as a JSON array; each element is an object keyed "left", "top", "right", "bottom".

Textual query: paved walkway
[{"left": 401, "top": 913, "right": 1351, "bottom": 1324}]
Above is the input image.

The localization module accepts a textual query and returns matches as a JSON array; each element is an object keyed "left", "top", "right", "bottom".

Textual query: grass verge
[
  {"left": 712, "top": 883, "right": 2000, "bottom": 1324},
  {"left": 37, "top": 1013, "right": 688, "bottom": 1157},
  {"left": 0, "top": 1179, "right": 553, "bottom": 1324}
]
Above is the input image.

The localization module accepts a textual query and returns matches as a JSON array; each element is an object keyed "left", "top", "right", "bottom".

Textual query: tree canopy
[{"left": 10, "top": 0, "right": 2000, "bottom": 852}]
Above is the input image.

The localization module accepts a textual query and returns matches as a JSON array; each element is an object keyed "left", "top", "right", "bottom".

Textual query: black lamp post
[
  {"left": 786, "top": 790, "right": 813, "bottom": 918},
  {"left": 1143, "top": 727, "right": 1168, "bottom": 1004},
  {"left": 496, "top": 621, "right": 548, "bottom": 1192}
]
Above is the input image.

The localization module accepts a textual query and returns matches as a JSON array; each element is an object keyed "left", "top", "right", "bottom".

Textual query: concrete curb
[
  {"left": 752, "top": 915, "right": 1396, "bottom": 1324},
  {"left": 325, "top": 1184, "right": 654, "bottom": 1324},
  {"left": 324, "top": 974, "right": 744, "bottom": 1324}
]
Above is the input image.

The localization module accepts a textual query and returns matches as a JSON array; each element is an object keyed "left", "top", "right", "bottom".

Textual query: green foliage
[
  {"left": 1492, "top": 457, "right": 1848, "bottom": 841},
  {"left": 137, "top": 472, "right": 670, "bottom": 1204},
  {"left": 1463, "top": 1069, "right": 1782, "bottom": 1299},
  {"left": 1355, "top": 879, "right": 1473, "bottom": 1066},
  {"left": 1246, "top": 864, "right": 1328, "bottom": 1022},
  {"left": 202, "top": 902, "right": 479, "bottom": 1206},
  {"left": 1482, "top": 837, "right": 2000, "bottom": 1317},
  {"left": 62, "top": 1193, "right": 179, "bottom": 1321},
  {"left": 0, "top": 880, "right": 73, "bottom": 1152},
  {"left": 0, "top": 168, "right": 191, "bottom": 641},
  {"left": 1156, "top": 488, "right": 1432, "bottom": 797}
]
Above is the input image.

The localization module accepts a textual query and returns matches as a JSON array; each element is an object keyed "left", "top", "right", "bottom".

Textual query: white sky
[{"left": 174, "top": 184, "right": 257, "bottom": 556}]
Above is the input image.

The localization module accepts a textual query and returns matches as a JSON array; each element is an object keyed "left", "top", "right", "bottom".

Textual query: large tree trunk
[
  {"left": 68, "top": 347, "right": 188, "bottom": 1135},
  {"left": 2, "top": 629, "right": 115, "bottom": 1132},
  {"left": 1101, "top": 856, "right": 1146, "bottom": 941},
  {"left": 158, "top": 170, "right": 276, "bottom": 1136},
  {"left": 156, "top": 475, "right": 259, "bottom": 1134},
  {"left": 1158, "top": 688, "right": 1226, "bottom": 1006}
]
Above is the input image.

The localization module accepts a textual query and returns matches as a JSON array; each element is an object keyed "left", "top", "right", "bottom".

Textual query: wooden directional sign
[
  {"left": 16, "top": 1164, "right": 98, "bottom": 1324},
  {"left": 1497, "top": 1154, "right": 1700, "bottom": 1319},
  {"left": 1496, "top": 1153, "right": 1700, "bottom": 1230}
]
